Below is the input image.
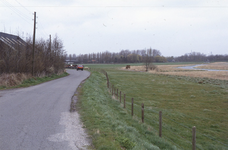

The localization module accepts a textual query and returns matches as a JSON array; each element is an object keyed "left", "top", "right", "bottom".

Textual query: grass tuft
[{"left": 115, "top": 136, "right": 136, "bottom": 149}]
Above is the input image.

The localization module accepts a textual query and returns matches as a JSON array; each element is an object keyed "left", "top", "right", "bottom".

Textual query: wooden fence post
[
  {"left": 120, "top": 91, "right": 121, "bottom": 103},
  {"left": 124, "top": 94, "right": 126, "bottom": 108},
  {"left": 106, "top": 72, "right": 109, "bottom": 88},
  {"left": 112, "top": 85, "right": 114, "bottom": 96},
  {"left": 192, "top": 126, "right": 196, "bottom": 150},
  {"left": 117, "top": 89, "right": 118, "bottom": 99},
  {"left": 159, "top": 111, "right": 162, "bottom": 137},
  {"left": 142, "top": 103, "right": 144, "bottom": 123},
  {"left": 131, "top": 98, "right": 134, "bottom": 116}
]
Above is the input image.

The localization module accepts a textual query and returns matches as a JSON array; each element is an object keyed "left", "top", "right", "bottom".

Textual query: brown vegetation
[
  {"left": 0, "top": 73, "right": 31, "bottom": 87},
  {"left": 195, "top": 62, "right": 228, "bottom": 70},
  {"left": 124, "top": 63, "right": 228, "bottom": 80}
]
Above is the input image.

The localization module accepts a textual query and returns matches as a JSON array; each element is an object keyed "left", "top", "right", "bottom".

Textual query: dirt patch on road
[{"left": 47, "top": 112, "right": 91, "bottom": 150}]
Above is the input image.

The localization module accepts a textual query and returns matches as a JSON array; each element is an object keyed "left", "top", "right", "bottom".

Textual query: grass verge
[
  {"left": 77, "top": 71, "right": 178, "bottom": 150},
  {"left": 0, "top": 72, "right": 69, "bottom": 90}
]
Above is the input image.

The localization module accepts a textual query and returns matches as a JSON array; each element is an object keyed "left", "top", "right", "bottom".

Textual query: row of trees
[
  {"left": 67, "top": 50, "right": 228, "bottom": 64},
  {"left": 166, "top": 52, "right": 228, "bottom": 62},
  {"left": 66, "top": 49, "right": 167, "bottom": 64},
  {"left": 0, "top": 35, "right": 66, "bottom": 76}
]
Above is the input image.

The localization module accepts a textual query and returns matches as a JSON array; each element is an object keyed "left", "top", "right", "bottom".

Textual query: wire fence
[{"left": 91, "top": 68, "right": 228, "bottom": 150}]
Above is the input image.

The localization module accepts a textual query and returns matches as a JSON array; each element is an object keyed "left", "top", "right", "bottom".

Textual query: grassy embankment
[
  {"left": 78, "top": 63, "right": 228, "bottom": 150},
  {"left": 0, "top": 72, "right": 68, "bottom": 90},
  {"left": 77, "top": 70, "right": 177, "bottom": 150}
]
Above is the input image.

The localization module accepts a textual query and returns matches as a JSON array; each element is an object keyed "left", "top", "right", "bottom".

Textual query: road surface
[{"left": 0, "top": 69, "right": 90, "bottom": 150}]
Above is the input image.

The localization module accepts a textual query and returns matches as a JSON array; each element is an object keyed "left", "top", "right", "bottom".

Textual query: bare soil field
[{"left": 123, "top": 62, "right": 228, "bottom": 80}]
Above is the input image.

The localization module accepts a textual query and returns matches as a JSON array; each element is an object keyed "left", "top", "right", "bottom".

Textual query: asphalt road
[{"left": 0, "top": 69, "right": 90, "bottom": 150}]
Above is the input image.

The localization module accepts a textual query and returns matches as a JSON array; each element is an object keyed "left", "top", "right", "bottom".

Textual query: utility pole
[
  {"left": 49, "top": 34, "right": 51, "bottom": 49},
  {"left": 49, "top": 34, "right": 51, "bottom": 56},
  {"left": 49, "top": 34, "right": 52, "bottom": 64},
  {"left": 32, "top": 11, "right": 36, "bottom": 76}
]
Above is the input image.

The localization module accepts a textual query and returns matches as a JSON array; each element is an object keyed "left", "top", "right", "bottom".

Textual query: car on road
[{"left": 77, "top": 65, "right": 84, "bottom": 71}]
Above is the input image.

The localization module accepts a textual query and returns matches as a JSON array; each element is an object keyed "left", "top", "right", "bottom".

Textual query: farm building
[
  {"left": 0, "top": 32, "right": 28, "bottom": 73},
  {"left": 0, "top": 32, "right": 27, "bottom": 50}
]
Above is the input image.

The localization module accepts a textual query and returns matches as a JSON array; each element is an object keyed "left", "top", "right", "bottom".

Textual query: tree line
[
  {"left": 0, "top": 35, "right": 66, "bottom": 76},
  {"left": 166, "top": 52, "right": 228, "bottom": 62},
  {"left": 66, "top": 49, "right": 167, "bottom": 64},
  {"left": 67, "top": 50, "right": 228, "bottom": 64}
]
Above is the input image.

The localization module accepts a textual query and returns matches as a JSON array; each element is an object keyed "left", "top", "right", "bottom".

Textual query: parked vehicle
[{"left": 77, "top": 65, "right": 84, "bottom": 71}]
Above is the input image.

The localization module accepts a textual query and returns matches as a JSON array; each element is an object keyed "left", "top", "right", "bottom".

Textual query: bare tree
[{"left": 144, "top": 48, "right": 155, "bottom": 71}]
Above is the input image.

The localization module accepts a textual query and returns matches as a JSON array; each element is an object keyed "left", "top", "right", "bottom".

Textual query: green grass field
[
  {"left": 78, "top": 63, "right": 228, "bottom": 150},
  {"left": 77, "top": 71, "right": 178, "bottom": 150}
]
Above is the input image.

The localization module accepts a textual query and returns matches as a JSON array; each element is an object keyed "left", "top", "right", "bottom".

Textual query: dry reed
[
  {"left": 0, "top": 73, "right": 31, "bottom": 87},
  {"left": 124, "top": 63, "right": 228, "bottom": 80},
  {"left": 195, "top": 62, "right": 228, "bottom": 70}
]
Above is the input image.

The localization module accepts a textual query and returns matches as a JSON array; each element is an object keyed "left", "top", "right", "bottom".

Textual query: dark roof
[{"left": 0, "top": 32, "right": 27, "bottom": 49}]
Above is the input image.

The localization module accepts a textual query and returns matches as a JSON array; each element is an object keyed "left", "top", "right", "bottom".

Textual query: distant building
[
  {"left": 0, "top": 32, "right": 27, "bottom": 50},
  {"left": 65, "top": 60, "right": 78, "bottom": 64}
]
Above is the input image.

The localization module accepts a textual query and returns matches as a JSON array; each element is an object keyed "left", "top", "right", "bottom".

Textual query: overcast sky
[{"left": 0, "top": 0, "right": 227, "bottom": 56}]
